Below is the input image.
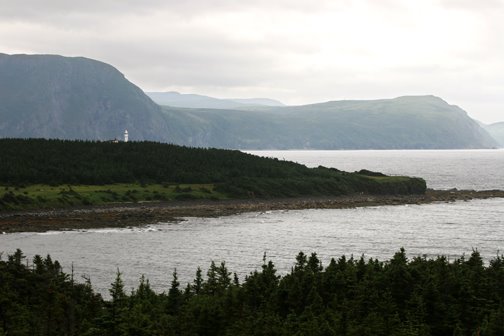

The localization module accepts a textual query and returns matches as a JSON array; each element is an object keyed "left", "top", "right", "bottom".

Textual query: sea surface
[
  {"left": 248, "top": 149, "right": 504, "bottom": 190},
  {"left": 1, "top": 150, "right": 503, "bottom": 295}
]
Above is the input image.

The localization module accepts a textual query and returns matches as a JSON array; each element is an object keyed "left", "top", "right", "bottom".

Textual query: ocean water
[
  {"left": 248, "top": 149, "right": 504, "bottom": 190},
  {"left": 1, "top": 150, "right": 503, "bottom": 295}
]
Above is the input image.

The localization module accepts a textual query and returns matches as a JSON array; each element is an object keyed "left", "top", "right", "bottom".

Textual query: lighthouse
[{"left": 124, "top": 129, "right": 129, "bottom": 142}]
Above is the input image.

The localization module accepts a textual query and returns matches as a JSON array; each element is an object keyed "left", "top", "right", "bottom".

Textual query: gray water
[
  {"left": 1, "top": 150, "right": 504, "bottom": 295},
  {"left": 248, "top": 149, "right": 504, "bottom": 190}
]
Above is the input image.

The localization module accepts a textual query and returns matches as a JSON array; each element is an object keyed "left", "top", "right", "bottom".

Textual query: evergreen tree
[
  {"left": 102, "top": 270, "right": 127, "bottom": 336},
  {"left": 1, "top": 249, "right": 503, "bottom": 335},
  {"left": 167, "top": 269, "right": 182, "bottom": 314},
  {"left": 193, "top": 266, "right": 203, "bottom": 295}
]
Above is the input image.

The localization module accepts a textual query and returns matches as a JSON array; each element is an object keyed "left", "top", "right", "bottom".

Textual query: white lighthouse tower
[{"left": 124, "top": 129, "right": 129, "bottom": 142}]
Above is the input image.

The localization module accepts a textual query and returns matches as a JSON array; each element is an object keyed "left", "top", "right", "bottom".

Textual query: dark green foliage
[
  {"left": 357, "top": 169, "right": 387, "bottom": 177},
  {"left": 0, "top": 250, "right": 103, "bottom": 336},
  {"left": 0, "top": 191, "right": 33, "bottom": 206},
  {"left": 0, "top": 139, "right": 426, "bottom": 199},
  {"left": 1, "top": 249, "right": 503, "bottom": 335}
]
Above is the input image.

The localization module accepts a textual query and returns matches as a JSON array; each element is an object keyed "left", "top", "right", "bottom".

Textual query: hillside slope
[
  {"left": 161, "top": 96, "right": 498, "bottom": 149},
  {"left": 0, "top": 54, "right": 496, "bottom": 149},
  {"left": 0, "top": 53, "right": 170, "bottom": 141},
  {"left": 485, "top": 122, "right": 504, "bottom": 147}
]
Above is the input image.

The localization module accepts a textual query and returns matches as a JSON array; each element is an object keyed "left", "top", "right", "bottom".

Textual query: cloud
[
  {"left": 438, "top": 0, "right": 504, "bottom": 10},
  {"left": 0, "top": 0, "right": 342, "bottom": 23},
  {"left": 0, "top": 0, "right": 503, "bottom": 122}
]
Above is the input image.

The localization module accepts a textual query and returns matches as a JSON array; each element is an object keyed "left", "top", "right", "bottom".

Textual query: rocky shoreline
[{"left": 1, "top": 189, "right": 503, "bottom": 233}]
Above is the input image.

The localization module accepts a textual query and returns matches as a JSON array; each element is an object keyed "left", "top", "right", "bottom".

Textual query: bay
[{"left": 1, "top": 150, "right": 503, "bottom": 295}]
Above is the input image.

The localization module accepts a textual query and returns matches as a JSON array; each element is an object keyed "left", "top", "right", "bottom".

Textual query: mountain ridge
[
  {"left": 0, "top": 53, "right": 169, "bottom": 141},
  {"left": 0, "top": 53, "right": 498, "bottom": 150},
  {"left": 146, "top": 91, "right": 284, "bottom": 109},
  {"left": 159, "top": 94, "right": 496, "bottom": 149}
]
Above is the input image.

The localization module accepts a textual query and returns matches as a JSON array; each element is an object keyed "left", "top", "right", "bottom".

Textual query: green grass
[{"left": 0, "top": 183, "right": 228, "bottom": 211}]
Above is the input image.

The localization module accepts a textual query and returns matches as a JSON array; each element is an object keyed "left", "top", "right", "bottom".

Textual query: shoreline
[{"left": 1, "top": 189, "right": 503, "bottom": 233}]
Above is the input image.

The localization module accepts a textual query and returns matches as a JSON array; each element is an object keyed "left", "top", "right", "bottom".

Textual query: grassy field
[
  {"left": 0, "top": 183, "right": 228, "bottom": 211},
  {"left": 0, "top": 176, "right": 426, "bottom": 212}
]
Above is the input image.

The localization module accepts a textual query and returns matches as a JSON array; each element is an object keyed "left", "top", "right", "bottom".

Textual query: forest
[
  {"left": 0, "top": 249, "right": 503, "bottom": 336},
  {"left": 0, "top": 139, "right": 426, "bottom": 210}
]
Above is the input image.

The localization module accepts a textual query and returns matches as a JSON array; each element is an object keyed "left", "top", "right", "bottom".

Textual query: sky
[{"left": 1, "top": 0, "right": 503, "bottom": 123}]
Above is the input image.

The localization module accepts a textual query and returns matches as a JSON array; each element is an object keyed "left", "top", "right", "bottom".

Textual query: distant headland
[{"left": 0, "top": 53, "right": 500, "bottom": 149}]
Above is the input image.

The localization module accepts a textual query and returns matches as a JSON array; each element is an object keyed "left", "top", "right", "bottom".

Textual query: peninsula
[
  {"left": 1, "top": 139, "right": 502, "bottom": 233},
  {"left": 0, "top": 138, "right": 431, "bottom": 231}
]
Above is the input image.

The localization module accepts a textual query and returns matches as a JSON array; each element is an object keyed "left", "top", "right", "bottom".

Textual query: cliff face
[{"left": 0, "top": 53, "right": 170, "bottom": 141}]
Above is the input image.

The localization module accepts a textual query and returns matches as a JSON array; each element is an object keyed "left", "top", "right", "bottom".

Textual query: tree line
[
  {"left": 0, "top": 139, "right": 426, "bottom": 198},
  {"left": 1, "top": 248, "right": 502, "bottom": 335}
]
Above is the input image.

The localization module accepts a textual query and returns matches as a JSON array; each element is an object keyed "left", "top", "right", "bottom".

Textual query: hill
[
  {"left": 485, "top": 122, "right": 504, "bottom": 147},
  {"left": 0, "top": 53, "right": 171, "bottom": 141},
  {"left": 161, "top": 96, "right": 498, "bottom": 149},
  {"left": 229, "top": 97, "right": 284, "bottom": 106},
  {"left": 0, "top": 54, "right": 496, "bottom": 149},
  {"left": 147, "top": 91, "right": 284, "bottom": 109},
  {"left": 0, "top": 139, "right": 426, "bottom": 210}
]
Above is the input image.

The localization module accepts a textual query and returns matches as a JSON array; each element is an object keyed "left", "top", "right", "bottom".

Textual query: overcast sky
[{"left": 1, "top": 0, "right": 503, "bottom": 123}]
